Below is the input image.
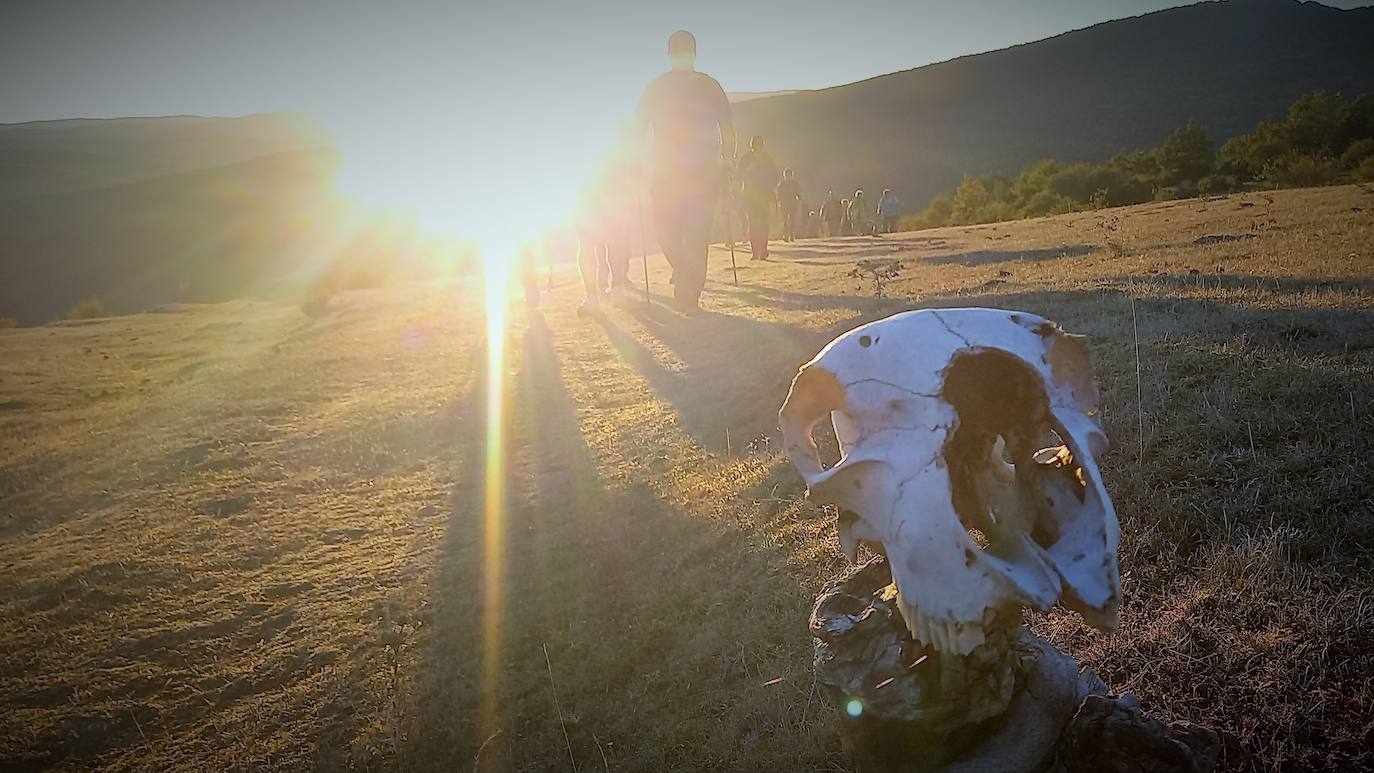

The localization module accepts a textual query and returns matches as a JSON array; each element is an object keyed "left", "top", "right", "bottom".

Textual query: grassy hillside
[
  {"left": 733, "top": 0, "right": 1374, "bottom": 208},
  {"left": 2, "top": 184, "right": 1371, "bottom": 771},
  {"left": 0, "top": 149, "right": 350, "bottom": 325},
  {"left": 0, "top": 113, "right": 330, "bottom": 201}
]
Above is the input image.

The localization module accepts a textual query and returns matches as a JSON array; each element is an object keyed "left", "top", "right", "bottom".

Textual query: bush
[
  {"left": 65, "top": 298, "right": 106, "bottom": 320},
  {"left": 301, "top": 283, "right": 335, "bottom": 319},
  {"left": 1339, "top": 138, "right": 1374, "bottom": 170},
  {"left": 1262, "top": 153, "right": 1341, "bottom": 188},
  {"left": 1020, "top": 189, "right": 1075, "bottom": 217},
  {"left": 0, "top": 317, "right": 17, "bottom": 330},
  {"left": 901, "top": 192, "right": 953, "bottom": 230},
  {"left": 1356, "top": 155, "right": 1374, "bottom": 183},
  {"left": 1197, "top": 174, "right": 1238, "bottom": 195}
]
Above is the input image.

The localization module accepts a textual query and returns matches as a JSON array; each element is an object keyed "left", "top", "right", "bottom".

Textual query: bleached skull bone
[{"left": 780, "top": 308, "right": 1120, "bottom": 655}]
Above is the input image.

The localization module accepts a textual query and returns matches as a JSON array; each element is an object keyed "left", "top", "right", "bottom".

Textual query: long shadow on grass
[
  {"left": 407, "top": 316, "right": 832, "bottom": 771},
  {"left": 601, "top": 307, "right": 843, "bottom": 452}
]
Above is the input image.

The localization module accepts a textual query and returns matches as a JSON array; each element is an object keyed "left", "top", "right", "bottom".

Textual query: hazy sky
[{"left": 3, "top": 0, "right": 1367, "bottom": 125}]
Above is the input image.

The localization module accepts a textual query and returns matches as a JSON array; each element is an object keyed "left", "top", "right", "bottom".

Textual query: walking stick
[
  {"left": 638, "top": 196, "right": 651, "bottom": 305},
  {"left": 722, "top": 195, "right": 740, "bottom": 287}
]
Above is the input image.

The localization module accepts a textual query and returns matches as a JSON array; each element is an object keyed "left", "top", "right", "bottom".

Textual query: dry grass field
[{"left": 2, "top": 184, "right": 1372, "bottom": 771}]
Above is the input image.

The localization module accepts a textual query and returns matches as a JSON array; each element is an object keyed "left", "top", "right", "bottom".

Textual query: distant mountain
[
  {"left": 0, "top": 149, "right": 346, "bottom": 324},
  {"left": 733, "top": 0, "right": 1374, "bottom": 208},
  {"left": 727, "top": 90, "right": 800, "bottom": 103},
  {"left": 0, "top": 112, "right": 329, "bottom": 201}
]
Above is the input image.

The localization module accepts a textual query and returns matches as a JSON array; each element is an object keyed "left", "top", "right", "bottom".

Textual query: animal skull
[{"left": 780, "top": 308, "right": 1119, "bottom": 655}]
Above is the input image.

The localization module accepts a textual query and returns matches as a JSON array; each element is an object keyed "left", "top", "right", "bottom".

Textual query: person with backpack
[
  {"left": 847, "top": 189, "right": 872, "bottom": 236},
  {"left": 820, "top": 190, "right": 843, "bottom": 237},
  {"left": 878, "top": 188, "right": 900, "bottom": 233},
  {"left": 736, "top": 135, "right": 779, "bottom": 260},
  {"left": 775, "top": 167, "right": 802, "bottom": 242},
  {"left": 637, "top": 30, "right": 735, "bottom": 314}
]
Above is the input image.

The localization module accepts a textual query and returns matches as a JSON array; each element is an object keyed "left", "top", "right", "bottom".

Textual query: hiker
[
  {"left": 776, "top": 167, "right": 802, "bottom": 242},
  {"left": 848, "top": 189, "right": 872, "bottom": 236},
  {"left": 575, "top": 147, "right": 635, "bottom": 315},
  {"left": 878, "top": 188, "right": 900, "bottom": 233},
  {"left": 820, "top": 190, "right": 844, "bottom": 237},
  {"left": 839, "top": 198, "right": 852, "bottom": 235},
  {"left": 517, "top": 245, "right": 542, "bottom": 310},
  {"left": 736, "top": 135, "right": 779, "bottom": 260},
  {"left": 805, "top": 208, "right": 820, "bottom": 238},
  {"left": 637, "top": 30, "right": 735, "bottom": 314}
]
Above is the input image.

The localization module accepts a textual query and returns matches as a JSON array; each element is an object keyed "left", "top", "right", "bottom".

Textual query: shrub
[
  {"left": 1356, "top": 155, "right": 1374, "bottom": 183},
  {"left": 1197, "top": 174, "right": 1238, "bottom": 195},
  {"left": 301, "top": 283, "right": 335, "bottom": 319},
  {"left": 902, "top": 192, "right": 953, "bottom": 230},
  {"left": 0, "top": 317, "right": 17, "bottom": 330},
  {"left": 65, "top": 298, "right": 106, "bottom": 320},
  {"left": 1262, "top": 153, "right": 1341, "bottom": 188},
  {"left": 1339, "top": 138, "right": 1374, "bottom": 170},
  {"left": 1020, "top": 189, "right": 1075, "bottom": 217}
]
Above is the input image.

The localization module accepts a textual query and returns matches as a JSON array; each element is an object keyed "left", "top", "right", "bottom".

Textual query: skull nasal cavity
[{"left": 941, "top": 350, "right": 1052, "bottom": 528}]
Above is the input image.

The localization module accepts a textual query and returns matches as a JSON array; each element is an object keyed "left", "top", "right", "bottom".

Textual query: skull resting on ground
[{"left": 780, "top": 308, "right": 1120, "bottom": 655}]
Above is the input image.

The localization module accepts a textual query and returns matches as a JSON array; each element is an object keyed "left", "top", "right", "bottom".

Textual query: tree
[
  {"left": 1011, "top": 160, "right": 1062, "bottom": 213},
  {"left": 1283, "top": 91, "right": 1347, "bottom": 157},
  {"left": 949, "top": 176, "right": 993, "bottom": 225},
  {"left": 1157, "top": 121, "right": 1214, "bottom": 186},
  {"left": 65, "top": 298, "right": 106, "bottom": 320}
]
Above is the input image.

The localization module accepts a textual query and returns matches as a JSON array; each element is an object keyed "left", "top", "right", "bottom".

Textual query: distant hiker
[
  {"left": 517, "top": 246, "right": 542, "bottom": 310},
  {"left": 878, "top": 188, "right": 900, "bottom": 233},
  {"left": 575, "top": 144, "right": 636, "bottom": 315},
  {"left": 839, "top": 198, "right": 852, "bottom": 235},
  {"left": 848, "top": 189, "right": 872, "bottom": 236},
  {"left": 736, "top": 135, "right": 779, "bottom": 260},
  {"left": 820, "top": 190, "right": 844, "bottom": 237},
  {"left": 805, "top": 208, "right": 820, "bottom": 238},
  {"left": 775, "top": 167, "right": 802, "bottom": 242},
  {"left": 637, "top": 30, "right": 735, "bottom": 314}
]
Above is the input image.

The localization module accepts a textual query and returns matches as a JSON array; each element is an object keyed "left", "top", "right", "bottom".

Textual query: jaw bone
[{"left": 780, "top": 308, "right": 1120, "bottom": 655}]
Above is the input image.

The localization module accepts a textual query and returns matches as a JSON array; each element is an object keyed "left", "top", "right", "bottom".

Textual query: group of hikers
[{"left": 567, "top": 30, "right": 900, "bottom": 316}]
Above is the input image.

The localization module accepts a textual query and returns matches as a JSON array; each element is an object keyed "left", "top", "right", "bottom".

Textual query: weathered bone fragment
[{"left": 780, "top": 308, "right": 1120, "bottom": 655}]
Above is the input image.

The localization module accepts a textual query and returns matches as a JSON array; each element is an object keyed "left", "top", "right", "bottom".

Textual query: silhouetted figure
[
  {"left": 776, "top": 167, "right": 802, "bottom": 242},
  {"left": 848, "top": 189, "right": 872, "bottom": 236},
  {"left": 839, "top": 198, "right": 852, "bottom": 235},
  {"left": 878, "top": 188, "right": 900, "bottom": 233},
  {"left": 638, "top": 30, "right": 735, "bottom": 314},
  {"left": 737, "top": 135, "right": 779, "bottom": 260},
  {"left": 805, "top": 208, "right": 820, "bottom": 238},
  {"left": 517, "top": 246, "right": 542, "bottom": 309},
  {"left": 820, "top": 190, "right": 844, "bottom": 237},
  {"left": 576, "top": 143, "right": 636, "bottom": 315}
]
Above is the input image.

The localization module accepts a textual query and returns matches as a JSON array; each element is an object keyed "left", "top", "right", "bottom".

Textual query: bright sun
[{"left": 323, "top": 107, "right": 629, "bottom": 270}]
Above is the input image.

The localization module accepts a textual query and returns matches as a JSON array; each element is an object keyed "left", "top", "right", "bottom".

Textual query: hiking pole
[
  {"left": 722, "top": 194, "right": 740, "bottom": 287},
  {"left": 638, "top": 195, "right": 651, "bottom": 305}
]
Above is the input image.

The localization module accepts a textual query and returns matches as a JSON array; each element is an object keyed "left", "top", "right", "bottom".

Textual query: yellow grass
[{"left": 2, "top": 184, "right": 1372, "bottom": 771}]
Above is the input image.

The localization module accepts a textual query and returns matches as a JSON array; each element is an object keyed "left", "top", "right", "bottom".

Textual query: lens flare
[
  {"left": 479, "top": 237, "right": 512, "bottom": 739},
  {"left": 846, "top": 698, "right": 864, "bottom": 718}
]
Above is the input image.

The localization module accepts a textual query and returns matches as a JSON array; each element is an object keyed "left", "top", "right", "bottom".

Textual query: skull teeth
[{"left": 899, "top": 595, "right": 986, "bottom": 656}]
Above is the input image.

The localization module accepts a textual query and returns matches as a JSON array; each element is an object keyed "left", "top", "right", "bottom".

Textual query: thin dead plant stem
[
  {"left": 1130, "top": 292, "right": 1145, "bottom": 462},
  {"left": 543, "top": 643, "right": 577, "bottom": 772}
]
